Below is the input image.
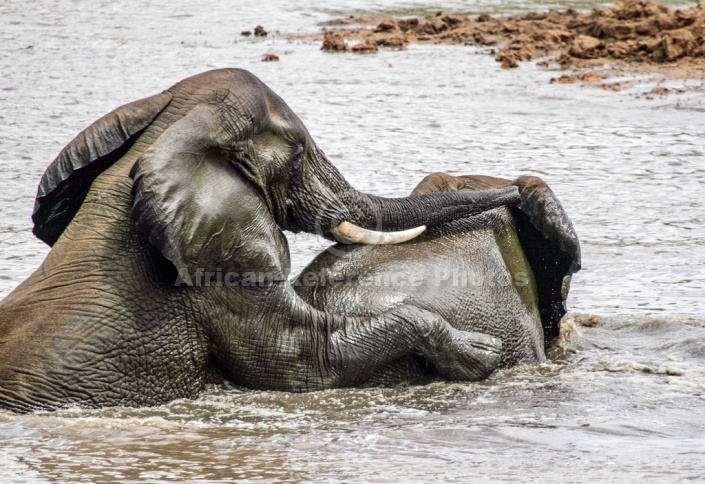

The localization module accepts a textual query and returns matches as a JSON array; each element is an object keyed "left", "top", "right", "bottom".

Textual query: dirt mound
[
  {"left": 321, "top": 30, "right": 379, "bottom": 53},
  {"left": 314, "top": 0, "right": 705, "bottom": 80}
]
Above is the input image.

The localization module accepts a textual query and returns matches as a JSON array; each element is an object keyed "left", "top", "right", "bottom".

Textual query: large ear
[
  {"left": 32, "top": 91, "right": 172, "bottom": 246},
  {"left": 129, "top": 104, "right": 289, "bottom": 280},
  {"left": 507, "top": 175, "right": 581, "bottom": 342}
]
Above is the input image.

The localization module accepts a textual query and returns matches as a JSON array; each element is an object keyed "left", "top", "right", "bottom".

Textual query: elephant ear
[
  {"left": 413, "top": 172, "right": 581, "bottom": 343},
  {"left": 32, "top": 91, "right": 173, "bottom": 246},
  {"left": 509, "top": 176, "right": 581, "bottom": 271},
  {"left": 505, "top": 175, "right": 581, "bottom": 342},
  {"left": 129, "top": 104, "right": 289, "bottom": 281}
]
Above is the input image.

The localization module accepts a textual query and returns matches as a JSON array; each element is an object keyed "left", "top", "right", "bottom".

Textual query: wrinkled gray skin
[
  {"left": 0, "top": 69, "right": 524, "bottom": 412},
  {"left": 296, "top": 173, "right": 581, "bottom": 383}
]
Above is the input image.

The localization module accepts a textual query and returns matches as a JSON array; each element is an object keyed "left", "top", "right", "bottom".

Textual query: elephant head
[
  {"left": 412, "top": 172, "right": 582, "bottom": 341},
  {"left": 32, "top": 69, "right": 520, "bottom": 278}
]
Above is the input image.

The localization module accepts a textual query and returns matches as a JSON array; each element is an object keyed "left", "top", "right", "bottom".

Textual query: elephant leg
[
  {"left": 325, "top": 305, "right": 502, "bottom": 386},
  {"left": 212, "top": 287, "right": 502, "bottom": 391}
]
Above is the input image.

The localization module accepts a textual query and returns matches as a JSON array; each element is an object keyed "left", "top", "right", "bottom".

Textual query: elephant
[
  {"left": 0, "top": 68, "right": 524, "bottom": 412},
  {"left": 295, "top": 172, "right": 581, "bottom": 383}
]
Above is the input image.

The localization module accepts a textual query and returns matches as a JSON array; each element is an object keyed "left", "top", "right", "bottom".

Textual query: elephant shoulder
[{"left": 32, "top": 90, "right": 172, "bottom": 246}]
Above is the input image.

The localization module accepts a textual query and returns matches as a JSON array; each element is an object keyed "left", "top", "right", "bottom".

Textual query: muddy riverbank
[{"left": 313, "top": 0, "right": 705, "bottom": 87}]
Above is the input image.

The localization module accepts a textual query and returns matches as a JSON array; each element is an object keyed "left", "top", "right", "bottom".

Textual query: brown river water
[{"left": 1, "top": 0, "right": 704, "bottom": 481}]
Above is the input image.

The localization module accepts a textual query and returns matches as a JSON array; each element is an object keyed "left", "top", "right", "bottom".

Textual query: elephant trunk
[
  {"left": 288, "top": 148, "right": 520, "bottom": 244},
  {"left": 348, "top": 188, "right": 521, "bottom": 236}
]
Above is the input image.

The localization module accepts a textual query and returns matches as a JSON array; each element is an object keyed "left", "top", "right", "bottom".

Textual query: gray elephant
[
  {"left": 0, "top": 68, "right": 523, "bottom": 412},
  {"left": 295, "top": 173, "right": 581, "bottom": 383}
]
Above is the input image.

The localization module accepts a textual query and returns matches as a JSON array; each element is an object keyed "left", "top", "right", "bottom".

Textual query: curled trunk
[{"left": 294, "top": 157, "right": 521, "bottom": 241}]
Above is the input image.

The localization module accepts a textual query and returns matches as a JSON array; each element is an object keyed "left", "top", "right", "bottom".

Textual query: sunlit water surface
[{"left": 1, "top": 0, "right": 703, "bottom": 481}]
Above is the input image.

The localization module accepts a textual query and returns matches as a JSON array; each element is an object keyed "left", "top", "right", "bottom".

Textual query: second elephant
[{"left": 296, "top": 172, "right": 581, "bottom": 382}]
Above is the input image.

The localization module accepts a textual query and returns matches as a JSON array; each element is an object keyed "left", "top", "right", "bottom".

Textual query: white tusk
[{"left": 332, "top": 221, "right": 426, "bottom": 245}]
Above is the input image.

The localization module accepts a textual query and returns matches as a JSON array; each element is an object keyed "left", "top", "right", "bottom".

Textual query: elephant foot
[{"left": 432, "top": 328, "right": 502, "bottom": 381}]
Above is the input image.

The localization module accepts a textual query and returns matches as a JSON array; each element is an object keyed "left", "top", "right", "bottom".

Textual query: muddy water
[{"left": 1, "top": 0, "right": 704, "bottom": 481}]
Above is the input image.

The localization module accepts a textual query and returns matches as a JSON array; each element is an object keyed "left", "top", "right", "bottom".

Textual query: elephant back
[{"left": 32, "top": 90, "right": 172, "bottom": 246}]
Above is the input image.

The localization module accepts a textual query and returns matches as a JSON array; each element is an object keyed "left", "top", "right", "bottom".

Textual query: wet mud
[{"left": 315, "top": 0, "right": 705, "bottom": 87}]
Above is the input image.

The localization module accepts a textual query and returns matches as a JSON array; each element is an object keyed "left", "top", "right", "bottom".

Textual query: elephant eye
[
  {"left": 290, "top": 146, "right": 304, "bottom": 174},
  {"left": 223, "top": 147, "right": 245, "bottom": 164}
]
